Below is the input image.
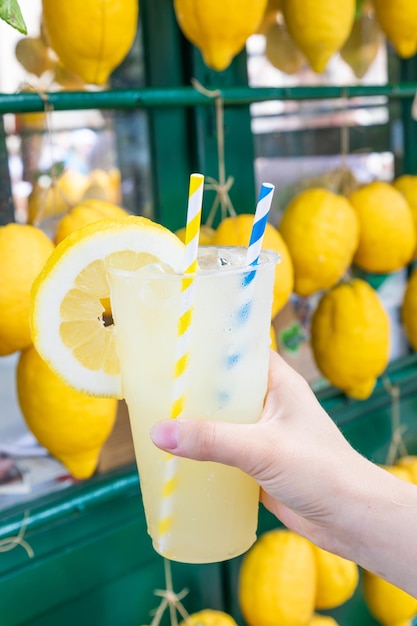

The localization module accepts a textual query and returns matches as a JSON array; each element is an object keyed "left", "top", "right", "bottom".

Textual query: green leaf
[{"left": 0, "top": 0, "right": 27, "bottom": 34}]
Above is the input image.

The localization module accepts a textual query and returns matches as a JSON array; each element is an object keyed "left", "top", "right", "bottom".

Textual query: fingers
[{"left": 150, "top": 418, "right": 269, "bottom": 477}]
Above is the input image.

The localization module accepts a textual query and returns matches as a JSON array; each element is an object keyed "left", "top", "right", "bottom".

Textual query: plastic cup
[{"left": 107, "top": 246, "right": 279, "bottom": 563}]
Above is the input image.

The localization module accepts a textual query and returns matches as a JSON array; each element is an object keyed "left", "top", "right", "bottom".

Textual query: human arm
[{"left": 150, "top": 350, "right": 417, "bottom": 597}]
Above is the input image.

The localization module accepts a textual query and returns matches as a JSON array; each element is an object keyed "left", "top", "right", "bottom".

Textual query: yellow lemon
[
  {"left": 348, "top": 181, "right": 416, "bottom": 273},
  {"left": 175, "top": 224, "right": 216, "bottom": 246},
  {"left": 83, "top": 168, "right": 122, "bottom": 205},
  {"left": 380, "top": 464, "right": 413, "bottom": 482},
  {"left": 30, "top": 216, "right": 185, "bottom": 398},
  {"left": 340, "top": 6, "right": 382, "bottom": 79},
  {"left": 393, "top": 175, "right": 417, "bottom": 256},
  {"left": 54, "top": 199, "right": 129, "bottom": 244},
  {"left": 179, "top": 610, "right": 238, "bottom": 626},
  {"left": 265, "top": 20, "right": 306, "bottom": 75},
  {"left": 15, "top": 36, "right": 54, "bottom": 77},
  {"left": 42, "top": 0, "right": 138, "bottom": 85},
  {"left": 281, "top": 0, "right": 355, "bottom": 73},
  {"left": 310, "top": 544, "right": 359, "bottom": 609},
  {"left": 401, "top": 267, "right": 417, "bottom": 352},
  {"left": 310, "top": 279, "right": 390, "bottom": 399},
  {"left": 17, "top": 345, "right": 117, "bottom": 479},
  {"left": 28, "top": 169, "right": 89, "bottom": 224},
  {"left": 373, "top": 0, "right": 417, "bottom": 58},
  {"left": 363, "top": 569, "right": 417, "bottom": 625},
  {"left": 238, "top": 529, "right": 316, "bottom": 626},
  {"left": 0, "top": 223, "right": 54, "bottom": 356},
  {"left": 173, "top": 0, "right": 267, "bottom": 71},
  {"left": 394, "top": 456, "right": 417, "bottom": 484},
  {"left": 309, "top": 616, "right": 339, "bottom": 626},
  {"left": 278, "top": 188, "right": 359, "bottom": 297},
  {"left": 213, "top": 213, "right": 294, "bottom": 318},
  {"left": 270, "top": 324, "right": 278, "bottom": 351}
]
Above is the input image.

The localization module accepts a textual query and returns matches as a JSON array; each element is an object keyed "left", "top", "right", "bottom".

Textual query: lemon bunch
[
  {"left": 238, "top": 528, "right": 358, "bottom": 626},
  {"left": 28, "top": 168, "right": 123, "bottom": 226}
]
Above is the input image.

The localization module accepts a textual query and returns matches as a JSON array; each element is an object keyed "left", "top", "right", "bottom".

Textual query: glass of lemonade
[{"left": 107, "top": 245, "right": 279, "bottom": 563}]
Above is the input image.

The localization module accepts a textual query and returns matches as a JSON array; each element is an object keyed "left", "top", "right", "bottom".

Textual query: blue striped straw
[
  {"left": 243, "top": 182, "right": 275, "bottom": 286},
  {"left": 226, "top": 183, "right": 275, "bottom": 369}
]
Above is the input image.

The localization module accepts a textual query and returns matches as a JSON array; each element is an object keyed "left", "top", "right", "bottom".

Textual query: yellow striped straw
[{"left": 157, "top": 172, "right": 204, "bottom": 551}]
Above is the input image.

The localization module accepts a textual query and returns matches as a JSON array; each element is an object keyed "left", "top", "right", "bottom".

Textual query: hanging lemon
[
  {"left": 310, "top": 279, "right": 390, "bottom": 399},
  {"left": 373, "top": 0, "right": 417, "bottom": 58},
  {"left": 348, "top": 181, "right": 416, "bottom": 273},
  {"left": 54, "top": 199, "right": 129, "bottom": 245},
  {"left": 393, "top": 175, "right": 417, "bottom": 257},
  {"left": 17, "top": 345, "right": 118, "bottom": 479},
  {"left": 238, "top": 529, "right": 316, "bottom": 626},
  {"left": 363, "top": 569, "right": 417, "bottom": 625},
  {"left": 281, "top": 0, "right": 355, "bottom": 73},
  {"left": 309, "top": 617, "right": 339, "bottom": 626},
  {"left": 179, "top": 610, "right": 238, "bottom": 626},
  {"left": 278, "top": 188, "right": 359, "bottom": 297},
  {"left": 42, "top": 0, "right": 138, "bottom": 85},
  {"left": 213, "top": 213, "right": 294, "bottom": 318},
  {"left": 310, "top": 544, "right": 359, "bottom": 609},
  {"left": 340, "top": 5, "right": 382, "bottom": 79},
  {"left": 401, "top": 267, "right": 417, "bottom": 352},
  {"left": 0, "top": 223, "right": 54, "bottom": 356},
  {"left": 173, "top": 0, "right": 267, "bottom": 71},
  {"left": 265, "top": 19, "right": 306, "bottom": 75},
  {"left": 395, "top": 456, "right": 417, "bottom": 483}
]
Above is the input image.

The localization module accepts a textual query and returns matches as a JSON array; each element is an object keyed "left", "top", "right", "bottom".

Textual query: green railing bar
[
  {"left": 1, "top": 83, "right": 417, "bottom": 114},
  {"left": 0, "top": 468, "right": 139, "bottom": 541}
]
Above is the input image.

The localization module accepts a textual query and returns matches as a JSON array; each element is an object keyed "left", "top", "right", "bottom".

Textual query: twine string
[
  {"left": 383, "top": 376, "right": 408, "bottom": 465},
  {"left": 191, "top": 79, "right": 236, "bottom": 225},
  {"left": 17, "top": 83, "right": 71, "bottom": 227},
  {"left": 149, "top": 559, "right": 190, "bottom": 626},
  {"left": 0, "top": 510, "right": 34, "bottom": 558}
]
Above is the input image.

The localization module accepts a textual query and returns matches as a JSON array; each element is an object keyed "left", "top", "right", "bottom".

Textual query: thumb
[{"left": 150, "top": 418, "right": 267, "bottom": 477}]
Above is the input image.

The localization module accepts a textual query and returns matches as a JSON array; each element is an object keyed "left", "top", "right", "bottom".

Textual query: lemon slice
[{"left": 31, "top": 216, "right": 185, "bottom": 398}]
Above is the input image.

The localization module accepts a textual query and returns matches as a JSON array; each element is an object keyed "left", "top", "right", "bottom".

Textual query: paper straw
[
  {"left": 243, "top": 182, "right": 275, "bottom": 286},
  {"left": 226, "top": 182, "right": 275, "bottom": 369},
  {"left": 157, "top": 173, "right": 204, "bottom": 551}
]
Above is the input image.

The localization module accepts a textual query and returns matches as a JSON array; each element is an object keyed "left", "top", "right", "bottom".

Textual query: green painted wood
[
  {"left": 0, "top": 467, "right": 224, "bottom": 625},
  {"left": 0, "top": 117, "right": 14, "bottom": 225},
  {"left": 400, "top": 57, "right": 417, "bottom": 174}
]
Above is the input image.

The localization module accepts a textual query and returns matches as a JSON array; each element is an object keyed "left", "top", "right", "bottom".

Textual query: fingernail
[{"left": 150, "top": 420, "right": 180, "bottom": 451}]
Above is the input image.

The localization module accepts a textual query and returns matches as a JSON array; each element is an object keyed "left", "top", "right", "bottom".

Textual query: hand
[
  {"left": 150, "top": 350, "right": 417, "bottom": 597},
  {"left": 150, "top": 350, "right": 358, "bottom": 543}
]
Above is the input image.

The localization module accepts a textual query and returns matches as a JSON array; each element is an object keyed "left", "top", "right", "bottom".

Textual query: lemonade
[{"left": 108, "top": 246, "right": 278, "bottom": 563}]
